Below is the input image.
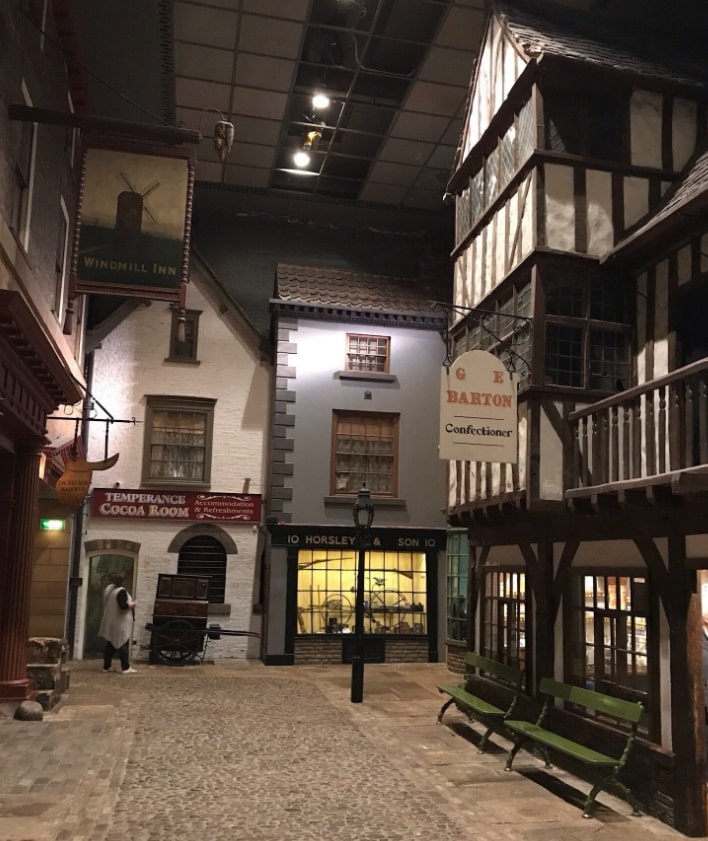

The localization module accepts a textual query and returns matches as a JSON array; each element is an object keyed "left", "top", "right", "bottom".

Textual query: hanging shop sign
[
  {"left": 91, "top": 488, "right": 262, "bottom": 524},
  {"left": 70, "top": 143, "right": 194, "bottom": 302},
  {"left": 55, "top": 454, "right": 120, "bottom": 510},
  {"left": 439, "top": 350, "right": 517, "bottom": 464}
]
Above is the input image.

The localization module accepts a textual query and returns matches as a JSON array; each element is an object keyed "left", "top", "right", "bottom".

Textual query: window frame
[
  {"left": 446, "top": 530, "right": 469, "bottom": 644},
  {"left": 480, "top": 567, "right": 526, "bottom": 670},
  {"left": 331, "top": 410, "right": 399, "bottom": 497},
  {"left": 142, "top": 395, "right": 216, "bottom": 488},
  {"left": 11, "top": 81, "right": 37, "bottom": 250},
  {"left": 167, "top": 308, "right": 201, "bottom": 363},
  {"left": 541, "top": 270, "right": 632, "bottom": 393},
  {"left": 564, "top": 570, "right": 654, "bottom": 734},
  {"left": 345, "top": 333, "right": 391, "bottom": 373}
]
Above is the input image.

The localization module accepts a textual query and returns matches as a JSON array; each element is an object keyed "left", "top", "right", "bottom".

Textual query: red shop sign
[{"left": 91, "top": 488, "right": 261, "bottom": 523}]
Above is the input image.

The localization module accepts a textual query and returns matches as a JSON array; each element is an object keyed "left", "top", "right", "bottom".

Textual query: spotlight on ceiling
[
  {"left": 312, "top": 92, "right": 330, "bottom": 110},
  {"left": 294, "top": 150, "right": 311, "bottom": 168}
]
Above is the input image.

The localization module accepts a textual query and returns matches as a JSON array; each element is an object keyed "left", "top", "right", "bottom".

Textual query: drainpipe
[{"left": 64, "top": 351, "right": 94, "bottom": 656}]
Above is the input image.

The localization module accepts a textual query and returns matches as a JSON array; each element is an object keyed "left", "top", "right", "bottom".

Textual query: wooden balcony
[{"left": 567, "top": 359, "right": 708, "bottom": 503}]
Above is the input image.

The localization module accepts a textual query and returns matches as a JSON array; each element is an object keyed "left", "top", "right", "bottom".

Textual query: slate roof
[
  {"left": 274, "top": 264, "right": 448, "bottom": 317},
  {"left": 497, "top": 0, "right": 707, "bottom": 88}
]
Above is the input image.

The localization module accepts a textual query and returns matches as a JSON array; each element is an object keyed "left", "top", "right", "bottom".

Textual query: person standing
[{"left": 99, "top": 575, "right": 137, "bottom": 673}]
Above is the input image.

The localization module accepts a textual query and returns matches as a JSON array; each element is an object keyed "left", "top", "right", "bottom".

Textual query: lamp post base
[{"left": 350, "top": 657, "right": 364, "bottom": 703}]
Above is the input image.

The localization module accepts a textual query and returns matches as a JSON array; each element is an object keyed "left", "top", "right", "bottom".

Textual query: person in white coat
[{"left": 99, "top": 575, "right": 137, "bottom": 673}]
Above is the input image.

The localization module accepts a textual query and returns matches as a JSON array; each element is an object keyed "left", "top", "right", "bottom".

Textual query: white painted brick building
[{"left": 74, "top": 255, "right": 271, "bottom": 662}]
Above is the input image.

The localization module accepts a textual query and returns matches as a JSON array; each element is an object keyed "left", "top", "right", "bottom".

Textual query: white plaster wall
[
  {"left": 572, "top": 539, "right": 645, "bottom": 566},
  {"left": 624, "top": 176, "right": 649, "bottom": 229},
  {"left": 654, "top": 260, "right": 669, "bottom": 377},
  {"left": 586, "top": 169, "right": 613, "bottom": 256},
  {"left": 630, "top": 90, "right": 662, "bottom": 168},
  {"left": 539, "top": 401, "right": 563, "bottom": 500},
  {"left": 520, "top": 171, "right": 535, "bottom": 261},
  {"left": 78, "top": 267, "right": 271, "bottom": 660},
  {"left": 485, "top": 544, "right": 526, "bottom": 565},
  {"left": 686, "top": 534, "right": 708, "bottom": 559},
  {"left": 673, "top": 97, "right": 697, "bottom": 170},
  {"left": 636, "top": 272, "right": 648, "bottom": 385},
  {"left": 544, "top": 164, "right": 575, "bottom": 251}
]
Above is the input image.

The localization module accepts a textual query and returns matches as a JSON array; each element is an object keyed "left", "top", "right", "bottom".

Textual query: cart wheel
[{"left": 153, "top": 619, "right": 201, "bottom": 666}]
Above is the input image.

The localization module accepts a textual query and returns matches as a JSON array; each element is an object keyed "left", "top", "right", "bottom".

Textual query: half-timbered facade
[{"left": 445, "top": 2, "right": 708, "bottom": 834}]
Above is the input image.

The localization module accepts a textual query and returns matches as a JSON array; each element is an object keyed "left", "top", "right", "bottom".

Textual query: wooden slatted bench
[
  {"left": 437, "top": 652, "right": 524, "bottom": 752},
  {"left": 504, "top": 677, "right": 643, "bottom": 818}
]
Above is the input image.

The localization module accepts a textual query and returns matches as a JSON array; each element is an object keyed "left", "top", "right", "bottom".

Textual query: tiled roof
[
  {"left": 497, "top": 1, "right": 707, "bottom": 88},
  {"left": 274, "top": 264, "right": 448, "bottom": 316}
]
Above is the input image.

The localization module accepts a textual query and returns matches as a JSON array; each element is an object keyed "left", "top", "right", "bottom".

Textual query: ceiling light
[
  {"left": 312, "top": 92, "right": 330, "bottom": 110},
  {"left": 294, "top": 151, "right": 311, "bottom": 168}
]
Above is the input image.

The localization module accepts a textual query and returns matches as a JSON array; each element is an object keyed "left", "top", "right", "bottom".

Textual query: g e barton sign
[{"left": 439, "top": 350, "right": 517, "bottom": 463}]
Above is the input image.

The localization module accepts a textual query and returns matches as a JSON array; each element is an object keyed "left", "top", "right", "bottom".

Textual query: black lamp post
[{"left": 351, "top": 486, "right": 374, "bottom": 703}]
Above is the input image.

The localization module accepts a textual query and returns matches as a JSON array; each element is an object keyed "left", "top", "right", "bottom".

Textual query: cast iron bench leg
[{"left": 437, "top": 696, "right": 456, "bottom": 723}]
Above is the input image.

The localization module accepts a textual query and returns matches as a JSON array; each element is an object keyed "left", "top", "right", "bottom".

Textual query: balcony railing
[{"left": 567, "top": 359, "right": 708, "bottom": 495}]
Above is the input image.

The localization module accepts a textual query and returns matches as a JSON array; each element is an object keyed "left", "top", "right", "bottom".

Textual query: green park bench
[
  {"left": 504, "top": 677, "right": 643, "bottom": 818},
  {"left": 437, "top": 652, "right": 524, "bottom": 752}
]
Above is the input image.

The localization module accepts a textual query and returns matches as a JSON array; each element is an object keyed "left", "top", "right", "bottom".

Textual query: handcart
[{"left": 145, "top": 572, "right": 259, "bottom": 666}]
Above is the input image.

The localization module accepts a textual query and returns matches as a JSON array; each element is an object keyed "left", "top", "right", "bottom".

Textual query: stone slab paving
[{"left": 0, "top": 660, "right": 704, "bottom": 841}]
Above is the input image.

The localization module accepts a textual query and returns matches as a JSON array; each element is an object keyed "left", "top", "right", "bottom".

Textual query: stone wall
[{"left": 26, "top": 637, "right": 69, "bottom": 710}]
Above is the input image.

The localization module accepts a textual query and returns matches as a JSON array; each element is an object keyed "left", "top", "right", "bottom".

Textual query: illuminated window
[
  {"left": 332, "top": 411, "right": 398, "bottom": 496},
  {"left": 296, "top": 549, "right": 427, "bottom": 635},
  {"left": 567, "top": 573, "right": 649, "bottom": 710},
  {"left": 481, "top": 569, "right": 526, "bottom": 670},
  {"left": 345, "top": 334, "right": 390, "bottom": 373}
]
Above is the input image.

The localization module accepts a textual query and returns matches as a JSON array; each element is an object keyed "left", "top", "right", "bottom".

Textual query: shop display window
[
  {"left": 480, "top": 569, "right": 526, "bottom": 669},
  {"left": 567, "top": 573, "right": 649, "bottom": 708},
  {"left": 297, "top": 549, "right": 427, "bottom": 635}
]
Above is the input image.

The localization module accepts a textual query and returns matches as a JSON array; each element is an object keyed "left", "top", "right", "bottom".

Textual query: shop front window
[
  {"left": 567, "top": 574, "right": 649, "bottom": 708},
  {"left": 481, "top": 569, "right": 525, "bottom": 669},
  {"left": 446, "top": 530, "right": 468, "bottom": 643},
  {"left": 297, "top": 550, "right": 427, "bottom": 635}
]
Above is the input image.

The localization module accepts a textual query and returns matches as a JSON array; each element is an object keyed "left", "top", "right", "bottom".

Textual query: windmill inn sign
[{"left": 91, "top": 488, "right": 262, "bottom": 524}]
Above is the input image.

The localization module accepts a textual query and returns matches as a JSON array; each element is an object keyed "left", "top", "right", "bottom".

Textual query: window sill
[
  {"left": 164, "top": 357, "right": 201, "bottom": 365},
  {"left": 335, "top": 371, "right": 397, "bottom": 383},
  {"left": 324, "top": 495, "right": 406, "bottom": 508}
]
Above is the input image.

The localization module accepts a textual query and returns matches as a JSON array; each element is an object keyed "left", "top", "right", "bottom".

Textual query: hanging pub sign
[
  {"left": 55, "top": 453, "right": 120, "bottom": 510},
  {"left": 439, "top": 350, "right": 517, "bottom": 464},
  {"left": 70, "top": 143, "right": 195, "bottom": 302}
]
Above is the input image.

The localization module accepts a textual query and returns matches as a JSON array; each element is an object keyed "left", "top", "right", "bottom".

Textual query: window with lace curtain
[{"left": 142, "top": 396, "right": 216, "bottom": 486}]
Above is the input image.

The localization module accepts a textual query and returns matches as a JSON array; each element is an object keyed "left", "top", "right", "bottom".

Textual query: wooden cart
[{"left": 146, "top": 573, "right": 259, "bottom": 665}]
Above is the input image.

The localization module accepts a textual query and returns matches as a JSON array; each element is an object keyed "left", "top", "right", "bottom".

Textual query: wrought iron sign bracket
[{"left": 431, "top": 300, "right": 533, "bottom": 375}]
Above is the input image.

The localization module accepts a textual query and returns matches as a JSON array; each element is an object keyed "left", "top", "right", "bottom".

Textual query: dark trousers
[{"left": 104, "top": 640, "right": 130, "bottom": 671}]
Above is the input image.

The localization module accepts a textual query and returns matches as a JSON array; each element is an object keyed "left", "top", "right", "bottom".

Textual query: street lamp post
[{"left": 351, "top": 486, "right": 374, "bottom": 703}]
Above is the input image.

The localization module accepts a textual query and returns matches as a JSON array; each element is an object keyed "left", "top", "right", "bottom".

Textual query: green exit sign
[{"left": 40, "top": 519, "right": 66, "bottom": 531}]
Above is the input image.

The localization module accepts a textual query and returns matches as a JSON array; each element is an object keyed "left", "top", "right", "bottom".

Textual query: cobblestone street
[{"left": 0, "top": 661, "right": 702, "bottom": 841}]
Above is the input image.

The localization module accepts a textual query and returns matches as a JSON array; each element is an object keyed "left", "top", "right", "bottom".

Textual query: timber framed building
[{"left": 444, "top": 2, "right": 708, "bottom": 835}]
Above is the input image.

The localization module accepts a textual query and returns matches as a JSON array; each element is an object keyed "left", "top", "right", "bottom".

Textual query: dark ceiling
[{"left": 71, "top": 0, "right": 485, "bottom": 214}]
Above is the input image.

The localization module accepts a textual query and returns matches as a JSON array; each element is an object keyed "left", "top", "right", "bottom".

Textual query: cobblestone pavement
[{"left": 0, "top": 660, "right": 704, "bottom": 841}]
